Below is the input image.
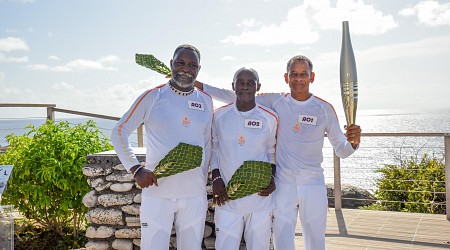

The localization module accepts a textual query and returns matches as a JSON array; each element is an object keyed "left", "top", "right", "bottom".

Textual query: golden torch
[{"left": 340, "top": 21, "right": 358, "bottom": 126}]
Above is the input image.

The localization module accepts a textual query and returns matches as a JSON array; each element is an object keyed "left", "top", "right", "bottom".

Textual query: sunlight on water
[{"left": 1, "top": 109, "right": 449, "bottom": 191}]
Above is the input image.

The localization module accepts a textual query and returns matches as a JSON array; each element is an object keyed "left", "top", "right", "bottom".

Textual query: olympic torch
[{"left": 340, "top": 21, "right": 358, "bottom": 126}]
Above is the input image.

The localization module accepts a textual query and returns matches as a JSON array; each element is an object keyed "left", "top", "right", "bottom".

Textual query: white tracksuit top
[
  {"left": 204, "top": 84, "right": 356, "bottom": 185},
  {"left": 111, "top": 83, "right": 213, "bottom": 198},
  {"left": 212, "top": 102, "right": 278, "bottom": 214}
]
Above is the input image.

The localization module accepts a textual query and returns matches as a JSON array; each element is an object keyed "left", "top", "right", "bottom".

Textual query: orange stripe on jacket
[
  {"left": 117, "top": 84, "right": 165, "bottom": 164},
  {"left": 314, "top": 96, "right": 339, "bottom": 120},
  {"left": 258, "top": 105, "right": 279, "bottom": 157}
]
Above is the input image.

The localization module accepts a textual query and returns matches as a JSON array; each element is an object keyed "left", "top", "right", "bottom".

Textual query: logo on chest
[
  {"left": 299, "top": 115, "right": 317, "bottom": 125},
  {"left": 188, "top": 100, "right": 204, "bottom": 111},
  {"left": 244, "top": 119, "right": 263, "bottom": 129},
  {"left": 182, "top": 116, "right": 191, "bottom": 127},
  {"left": 237, "top": 134, "right": 246, "bottom": 145}
]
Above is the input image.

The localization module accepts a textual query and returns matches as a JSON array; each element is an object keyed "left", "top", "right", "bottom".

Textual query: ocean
[{"left": 1, "top": 108, "right": 449, "bottom": 191}]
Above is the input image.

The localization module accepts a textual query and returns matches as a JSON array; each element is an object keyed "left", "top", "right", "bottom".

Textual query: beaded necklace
[{"left": 168, "top": 82, "right": 194, "bottom": 96}]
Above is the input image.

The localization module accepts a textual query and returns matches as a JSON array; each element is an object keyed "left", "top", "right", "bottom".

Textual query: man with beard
[
  {"left": 111, "top": 44, "right": 213, "bottom": 250},
  {"left": 194, "top": 55, "right": 361, "bottom": 250},
  {"left": 211, "top": 67, "right": 277, "bottom": 250}
]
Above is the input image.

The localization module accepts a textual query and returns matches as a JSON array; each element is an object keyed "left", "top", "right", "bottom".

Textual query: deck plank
[{"left": 294, "top": 208, "right": 450, "bottom": 249}]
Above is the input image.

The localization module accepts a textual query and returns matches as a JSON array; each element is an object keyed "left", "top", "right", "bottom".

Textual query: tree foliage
[
  {"left": 369, "top": 153, "right": 445, "bottom": 214},
  {"left": 0, "top": 120, "right": 112, "bottom": 236}
]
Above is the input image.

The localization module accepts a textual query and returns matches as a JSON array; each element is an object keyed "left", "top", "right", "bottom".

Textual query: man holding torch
[{"left": 194, "top": 54, "right": 361, "bottom": 250}]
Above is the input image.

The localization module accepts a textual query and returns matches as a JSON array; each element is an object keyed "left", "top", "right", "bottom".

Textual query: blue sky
[{"left": 1, "top": 0, "right": 449, "bottom": 119}]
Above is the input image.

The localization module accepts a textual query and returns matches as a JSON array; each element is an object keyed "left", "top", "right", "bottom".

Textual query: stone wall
[
  {"left": 82, "top": 150, "right": 374, "bottom": 250},
  {"left": 81, "top": 150, "right": 216, "bottom": 250}
]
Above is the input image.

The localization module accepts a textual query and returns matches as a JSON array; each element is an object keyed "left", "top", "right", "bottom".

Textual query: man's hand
[
  {"left": 345, "top": 124, "right": 362, "bottom": 149},
  {"left": 212, "top": 178, "right": 229, "bottom": 206},
  {"left": 134, "top": 169, "right": 158, "bottom": 188},
  {"left": 193, "top": 80, "right": 204, "bottom": 90},
  {"left": 259, "top": 177, "right": 276, "bottom": 196}
]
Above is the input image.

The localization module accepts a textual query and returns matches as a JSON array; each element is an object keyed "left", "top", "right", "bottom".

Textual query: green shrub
[
  {"left": 366, "top": 153, "right": 445, "bottom": 214},
  {"left": 0, "top": 120, "right": 112, "bottom": 236}
]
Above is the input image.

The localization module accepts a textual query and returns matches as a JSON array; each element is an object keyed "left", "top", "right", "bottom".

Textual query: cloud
[
  {"left": 312, "top": 0, "right": 398, "bottom": 34},
  {"left": 65, "top": 59, "right": 116, "bottom": 71},
  {"left": 98, "top": 55, "right": 120, "bottom": 63},
  {"left": 27, "top": 64, "right": 72, "bottom": 72},
  {"left": 399, "top": 0, "right": 450, "bottom": 27},
  {"left": 221, "top": 56, "right": 235, "bottom": 61},
  {"left": 27, "top": 55, "right": 120, "bottom": 72},
  {"left": 0, "top": 72, "right": 4, "bottom": 82},
  {"left": 0, "top": 84, "right": 21, "bottom": 97},
  {"left": 0, "top": 37, "right": 29, "bottom": 52},
  {"left": 0, "top": 53, "right": 29, "bottom": 62},
  {"left": 48, "top": 55, "right": 60, "bottom": 60},
  {"left": 222, "top": 0, "right": 397, "bottom": 46},
  {"left": 358, "top": 35, "right": 450, "bottom": 64},
  {"left": 237, "top": 18, "right": 260, "bottom": 28},
  {"left": 5, "top": 29, "right": 18, "bottom": 33},
  {"left": 51, "top": 81, "right": 74, "bottom": 90},
  {"left": 310, "top": 35, "right": 450, "bottom": 72}
]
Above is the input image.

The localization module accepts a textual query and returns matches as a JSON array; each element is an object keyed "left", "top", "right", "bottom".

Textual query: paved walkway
[{"left": 294, "top": 208, "right": 450, "bottom": 249}]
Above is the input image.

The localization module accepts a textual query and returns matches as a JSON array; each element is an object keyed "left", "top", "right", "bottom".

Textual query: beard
[{"left": 171, "top": 72, "right": 195, "bottom": 89}]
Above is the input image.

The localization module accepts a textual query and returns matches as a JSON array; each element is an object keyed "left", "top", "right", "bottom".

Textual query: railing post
[
  {"left": 137, "top": 124, "right": 144, "bottom": 147},
  {"left": 46, "top": 106, "right": 55, "bottom": 122},
  {"left": 445, "top": 134, "right": 450, "bottom": 221},
  {"left": 334, "top": 152, "right": 342, "bottom": 210}
]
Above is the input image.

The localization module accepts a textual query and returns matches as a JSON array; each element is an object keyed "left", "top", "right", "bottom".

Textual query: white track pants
[
  {"left": 139, "top": 194, "right": 207, "bottom": 250},
  {"left": 272, "top": 183, "right": 327, "bottom": 250},
  {"left": 214, "top": 207, "right": 273, "bottom": 250}
]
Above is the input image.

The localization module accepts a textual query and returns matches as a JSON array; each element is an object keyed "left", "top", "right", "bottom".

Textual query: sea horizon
[{"left": 1, "top": 108, "right": 449, "bottom": 191}]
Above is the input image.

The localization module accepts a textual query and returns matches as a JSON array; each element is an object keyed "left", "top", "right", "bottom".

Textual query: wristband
[
  {"left": 212, "top": 176, "right": 222, "bottom": 182},
  {"left": 133, "top": 165, "right": 145, "bottom": 178}
]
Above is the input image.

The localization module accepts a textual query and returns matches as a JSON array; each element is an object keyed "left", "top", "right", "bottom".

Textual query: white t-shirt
[
  {"left": 212, "top": 102, "right": 278, "bottom": 213},
  {"left": 111, "top": 83, "right": 213, "bottom": 198}
]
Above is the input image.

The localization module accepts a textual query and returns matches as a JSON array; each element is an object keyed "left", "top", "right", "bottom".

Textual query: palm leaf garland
[
  {"left": 153, "top": 143, "right": 203, "bottom": 179},
  {"left": 135, "top": 53, "right": 172, "bottom": 77},
  {"left": 225, "top": 161, "right": 272, "bottom": 200}
]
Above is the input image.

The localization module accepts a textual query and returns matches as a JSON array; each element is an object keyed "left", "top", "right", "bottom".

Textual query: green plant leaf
[
  {"left": 225, "top": 160, "right": 272, "bottom": 200},
  {"left": 135, "top": 53, "right": 171, "bottom": 77}
]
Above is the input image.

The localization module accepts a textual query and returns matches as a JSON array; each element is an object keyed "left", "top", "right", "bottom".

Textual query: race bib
[
  {"left": 299, "top": 115, "right": 317, "bottom": 125},
  {"left": 188, "top": 100, "right": 204, "bottom": 111},
  {"left": 245, "top": 119, "right": 263, "bottom": 129}
]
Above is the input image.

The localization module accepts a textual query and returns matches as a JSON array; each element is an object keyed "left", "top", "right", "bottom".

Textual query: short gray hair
[
  {"left": 173, "top": 44, "right": 201, "bottom": 61},
  {"left": 286, "top": 55, "right": 313, "bottom": 72},
  {"left": 233, "top": 67, "right": 260, "bottom": 83}
]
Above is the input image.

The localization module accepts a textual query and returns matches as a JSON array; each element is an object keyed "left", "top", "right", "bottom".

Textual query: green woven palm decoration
[
  {"left": 135, "top": 53, "right": 172, "bottom": 77},
  {"left": 225, "top": 161, "right": 272, "bottom": 200},
  {"left": 154, "top": 143, "right": 203, "bottom": 179}
]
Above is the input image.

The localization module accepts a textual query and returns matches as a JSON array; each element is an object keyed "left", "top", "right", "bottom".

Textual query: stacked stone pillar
[{"left": 82, "top": 150, "right": 216, "bottom": 250}]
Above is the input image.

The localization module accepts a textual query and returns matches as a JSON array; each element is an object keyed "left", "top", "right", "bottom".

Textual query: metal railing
[
  {"left": 0, "top": 103, "right": 144, "bottom": 147},
  {"left": 1, "top": 104, "right": 449, "bottom": 220},
  {"left": 333, "top": 132, "right": 450, "bottom": 220}
]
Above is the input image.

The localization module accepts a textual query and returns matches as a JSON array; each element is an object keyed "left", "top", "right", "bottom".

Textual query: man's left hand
[{"left": 259, "top": 177, "right": 275, "bottom": 196}]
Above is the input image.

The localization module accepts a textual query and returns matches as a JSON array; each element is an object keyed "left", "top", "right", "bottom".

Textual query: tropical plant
[
  {"left": 366, "top": 153, "right": 445, "bottom": 214},
  {"left": 0, "top": 120, "right": 112, "bottom": 236},
  {"left": 135, "top": 53, "right": 171, "bottom": 77}
]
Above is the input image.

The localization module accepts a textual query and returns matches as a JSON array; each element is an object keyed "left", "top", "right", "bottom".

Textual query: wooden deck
[{"left": 293, "top": 208, "right": 450, "bottom": 249}]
